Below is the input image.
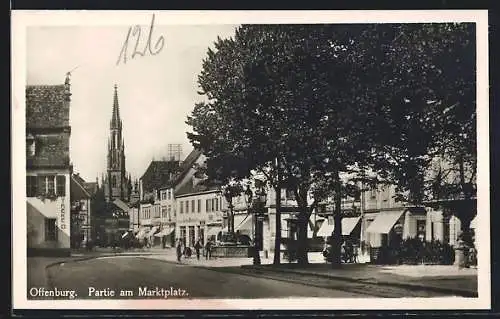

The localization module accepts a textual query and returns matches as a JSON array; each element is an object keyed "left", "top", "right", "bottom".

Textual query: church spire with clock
[{"left": 103, "top": 84, "right": 131, "bottom": 202}]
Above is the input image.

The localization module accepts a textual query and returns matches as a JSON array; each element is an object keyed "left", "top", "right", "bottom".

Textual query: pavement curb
[{"left": 243, "top": 266, "right": 478, "bottom": 298}]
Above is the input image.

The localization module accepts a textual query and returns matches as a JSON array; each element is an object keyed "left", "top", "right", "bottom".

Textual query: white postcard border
[{"left": 12, "top": 10, "right": 490, "bottom": 310}]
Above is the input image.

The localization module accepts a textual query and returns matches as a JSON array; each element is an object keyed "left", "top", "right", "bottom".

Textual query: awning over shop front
[
  {"left": 146, "top": 226, "right": 159, "bottom": 237},
  {"left": 366, "top": 210, "right": 405, "bottom": 234},
  {"left": 154, "top": 227, "right": 174, "bottom": 237},
  {"left": 235, "top": 216, "right": 253, "bottom": 234},
  {"left": 136, "top": 227, "right": 148, "bottom": 239},
  {"left": 317, "top": 223, "right": 334, "bottom": 237},
  {"left": 316, "top": 217, "right": 361, "bottom": 237},
  {"left": 341, "top": 217, "right": 361, "bottom": 236},
  {"left": 470, "top": 215, "right": 478, "bottom": 229}
]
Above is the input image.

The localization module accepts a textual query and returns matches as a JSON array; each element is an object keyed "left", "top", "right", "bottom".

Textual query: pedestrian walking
[
  {"left": 176, "top": 239, "right": 182, "bottom": 262},
  {"left": 205, "top": 240, "right": 212, "bottom": 260},
  {"left": 194, "top": 239, "right": 202, "bottom": 260}
]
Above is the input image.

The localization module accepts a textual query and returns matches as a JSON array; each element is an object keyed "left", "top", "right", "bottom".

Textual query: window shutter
[
  {"left": 56, "top": 176, "right": 66, "bottom": 196},
  {"left": 37, "top": 176, "right": 46, "bottom": 194}
]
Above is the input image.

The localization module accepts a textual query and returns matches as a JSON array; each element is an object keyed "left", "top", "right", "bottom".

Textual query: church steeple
[
  {"left": 103, "top": 84, "right": 129, "bottom": 202},
  {"left": 111, "top": 84, "right": 121, "bottom": 129}
]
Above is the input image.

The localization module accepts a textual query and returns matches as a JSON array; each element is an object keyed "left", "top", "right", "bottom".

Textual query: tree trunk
[
  {"left": 296, "top": 212, "right": 309, "bottom": 265},
  {"left": 457, "top": 156, "right": 475, "bottom": 246},
  {"left": 331, "top": 171, "right": 342, "bottom": 268},
  {"left": 295, "top": 184, "right": 310, "bottom": 265},
  {"left": 273, "top": 159, "right": 281, "bottom": 265}
]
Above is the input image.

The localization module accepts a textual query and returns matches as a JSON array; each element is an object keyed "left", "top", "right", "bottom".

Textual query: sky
[{"left": 27, "top": 24, "right": 239, "bottom": 183}]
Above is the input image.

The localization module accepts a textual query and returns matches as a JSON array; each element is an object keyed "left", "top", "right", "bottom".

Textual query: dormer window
[{"left": 26, "top": 134, "right": 36, "bottom": 156}]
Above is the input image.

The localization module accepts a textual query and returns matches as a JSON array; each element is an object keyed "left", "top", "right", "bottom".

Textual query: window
[
  {"left": 180, "top": 201, "right": 183, "bottom": 214},
  {"left": 185, "top": 201, "right": 189, "bottom": 213},
  {"left": 47, "top": 176, "right": 55, "bottom": 195},
  {"left": 161, "top": 191, "right": 166, "bottom": 200},
  {"left": 112, "top": 176, "right": 117, "bottom": 187},
  {"left": 37, "top": 175, "right": 56, "bottom": 195},
  {"left": 197, "top": 199, "right": 201, "bottom": 213},
  {"left": 191, "top": 200, "right": 195, "bottom": 213},
  {"left": 26, "top": 136, "right": 36, "bottom": 156},
  {"left": 167, "top": 190, "right": 171, "bottom": 200},
  {"left": 56, "top": 176, "right": 66, "bottom": 196},
  {"left": 154, "top": 205, "right": 160, "bottom": 218},
  {"left": 167, "top": 205, "right": 172, "bottom": 219},
  {"left": 369, "top": 188, "right": 377, "bottom": 198},
  {"left": 286, "top": 189, "right": 295, "bottom": 200},
  {"left": 206, "top": 199, "right": 211, "bottom": 212},
  {"left": 45, "top": 218, "right": 57, "bottom": 241},
  {"left": 26, "top": 176, "right": 38, "bottom": 197},
  {"left": 162, "top": 206, "right": 167, "bottom": 218},
  {"left": 180, "top": 226, "right": 187, "bottom": 245},
  {"left": 188, "top": 226, "right": 195, "bottom": 247},
  {"left": 215, "top": 198, "right": 219, "bottom": 211}
]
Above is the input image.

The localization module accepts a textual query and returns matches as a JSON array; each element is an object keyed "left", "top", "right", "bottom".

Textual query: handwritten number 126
[{"left": 117, "top": 14, "right": 165, "bottom": 65}]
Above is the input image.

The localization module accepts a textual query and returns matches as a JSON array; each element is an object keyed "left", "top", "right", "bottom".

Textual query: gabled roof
[
  {"left": 83, "top": 182, "right": 98, "bottom": 195},
  {"left": 71, "top": 174, "right": 91, "bottom": 200},
  {"left": 113, "top": 198, "right": 130, "bottom": 212},
  {"left": 26, "top": 84, "right": 70, "bottom": 129},
  {"left": 172, "top": 148, "right": 203, "bottom": 186},
  {"left": 140, "top": 160, "right": 180, "bottom": 193}
]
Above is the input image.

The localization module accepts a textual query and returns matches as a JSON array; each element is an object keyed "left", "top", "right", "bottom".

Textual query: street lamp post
[
  {"left": 248, "top": 181, "right": 267, "bottom": 265},
  {"left": 244, "top": 185, "right": 259, "bottom": 265},
  {"left": 223, "top": 187, "right": 235, "bottom": 235}
]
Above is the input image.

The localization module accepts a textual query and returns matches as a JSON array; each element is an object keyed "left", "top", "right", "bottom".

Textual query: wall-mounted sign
[{"left": 60, "top": 201, "right": 66, "bottom": 229}]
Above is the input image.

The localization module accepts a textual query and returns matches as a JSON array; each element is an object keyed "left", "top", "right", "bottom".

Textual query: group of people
[
  {"left": 322, "top": 239, "right": 359, "bottom": 263},
  {"left": 176, "top": 238, "right": 215, "bottom": 262}
]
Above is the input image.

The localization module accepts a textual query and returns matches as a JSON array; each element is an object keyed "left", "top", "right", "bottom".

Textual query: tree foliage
[{"left": 186, "top": 23, "right": 477, "bottom": 265}]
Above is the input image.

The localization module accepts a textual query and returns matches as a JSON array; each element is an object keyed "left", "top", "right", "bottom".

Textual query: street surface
[{"left": 39, "top": 256, "right": 451, "bottom": 299}]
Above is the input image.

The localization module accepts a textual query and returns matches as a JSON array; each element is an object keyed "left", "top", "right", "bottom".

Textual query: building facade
[
  {"left": 137, "top": 160, "right": 180, "bottom": 245},
  {"left": 26, "top": 76, "right": 72, "bottom": 255},
  {"left": 175, "top": 190, "right": 223, "bottom": 247},
  {"left": 157, "top": 186, "right": 176, "bottom": 247},
  {"left": 70, "top": 173, "right": 92, "bottom": 248}
]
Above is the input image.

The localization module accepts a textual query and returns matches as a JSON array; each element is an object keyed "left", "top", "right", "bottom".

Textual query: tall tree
[
  {"left": 362, "top": 23, "right": 476, "bottom": 240},
  {"left": 188, "top": 24, "right": 379, "bottom": 265}
]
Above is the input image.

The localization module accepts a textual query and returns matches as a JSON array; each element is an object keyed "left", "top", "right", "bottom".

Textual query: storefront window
[{"left": 188, "top": 226, "right": 195, "bottom": 247}]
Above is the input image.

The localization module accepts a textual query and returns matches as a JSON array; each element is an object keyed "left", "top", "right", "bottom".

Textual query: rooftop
[{"left": 26, "top": 84, "right": 71, "bottom": 129}]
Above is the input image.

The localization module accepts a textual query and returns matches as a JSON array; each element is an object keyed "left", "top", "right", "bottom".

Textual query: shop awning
[
  {"left": 317, "top": 222, "right": 334, "bottom": 237},
  {"left": 341, "top": 217, "right": 361, "bottom": 236},
  {"left": 235, "top": 216, "right": 252, "bottom": 233},
  {"left": 316, "top": 216, "right": 362, "bottom": 237},
  {"left": 207, "top": 227, "right": 222, "bottom": 237},
  {"left": 366, "top": 210, "right": 405, "bottom": 234},
  {"left": 470, "top": 215, "right": 478, "bottom": 229},
  {"left": 136, "top": 227, "right": 148, "bottom": 239},
  {"left": 154, "top": 227, "right": 174, "bottom": 237},
  {"left": 146, "top": 226, "right": 159, "bottom": 237}
]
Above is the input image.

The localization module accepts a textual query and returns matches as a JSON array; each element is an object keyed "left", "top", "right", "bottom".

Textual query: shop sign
[{"left": 60, "top": 201, "right": 66, "bottom": 230}]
